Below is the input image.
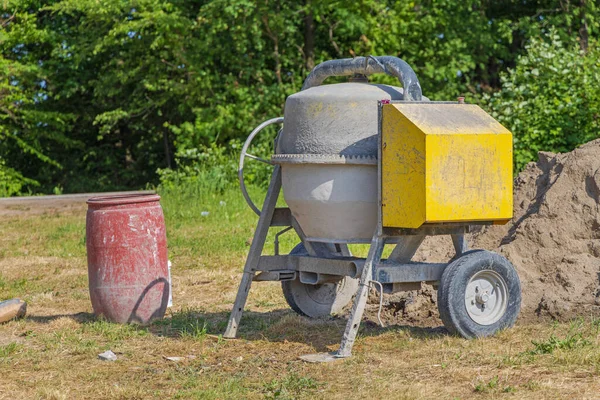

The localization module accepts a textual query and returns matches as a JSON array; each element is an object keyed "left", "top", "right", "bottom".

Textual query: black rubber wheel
[
  {"left": 437, "top": 250, "right": 521, "bottom": 338},
  {"left": 281, "top": 243, "right": 358, "bottom": 318}
]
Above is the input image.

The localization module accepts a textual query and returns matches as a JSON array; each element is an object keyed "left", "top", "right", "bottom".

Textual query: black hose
[{"left": 301, "top": 56, "right": 422, "bottom": 101}]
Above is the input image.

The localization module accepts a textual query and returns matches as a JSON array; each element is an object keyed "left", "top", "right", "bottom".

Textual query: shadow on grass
[
  {"left": 25, "top": 309, "right": 446, "bottom": 352},
  {"left": 26, "top": 312, "right": 96, "bottom": 324},
  {"left": 149, "top": 308, "right": 447, "bottom": 352}
]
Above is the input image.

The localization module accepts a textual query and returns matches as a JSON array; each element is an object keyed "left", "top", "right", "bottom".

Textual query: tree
[
  {"left": 485, "top": 32, "right": 600, "bottom": 171},
  {"left": 1, "top": 2, "right": 74, "bottom": 195},
  {"left": 1, "top": 0, "right": 599, "bottom": 194}
]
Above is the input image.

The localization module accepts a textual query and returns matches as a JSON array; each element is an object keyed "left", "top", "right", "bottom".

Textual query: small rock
[
  {"left": 163, "top": 355, "right": 196, "bottom": 362},
  {"left": 98, "top": 350, "right": 117, "bottom": 361},
  {"left": 164, "top": 356, "right": 185, "bottom": 362},
  {"left": 0, "top": 299, "right": 27, "bottom": 324}
]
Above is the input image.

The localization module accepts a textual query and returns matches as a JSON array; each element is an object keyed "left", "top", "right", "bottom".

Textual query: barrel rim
[{"left": 87, "top": 193, "right": 161, "bottom": 206}]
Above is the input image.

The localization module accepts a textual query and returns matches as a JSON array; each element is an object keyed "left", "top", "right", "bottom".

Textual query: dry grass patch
[{"left": 1, "top": 190, "right": 600, "bottom": 399}]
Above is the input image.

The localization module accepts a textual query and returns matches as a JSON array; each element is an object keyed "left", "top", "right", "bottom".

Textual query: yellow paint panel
[
  {"left": 394, "top": 103, "right": 511, "bottom": 135},
  {"left": 381, "top": 103, "right": 513, "bottom": 228},
  {"left": 381, "top": 105, "right": 426, "bottom": 228},
  {"left": 425, "top": 133, "right": 513, "bottom": 223}
]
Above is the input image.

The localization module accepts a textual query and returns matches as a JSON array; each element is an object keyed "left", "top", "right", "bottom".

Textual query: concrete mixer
[{"left": 224, "top": 56, "right": 521, "bottom": 362}]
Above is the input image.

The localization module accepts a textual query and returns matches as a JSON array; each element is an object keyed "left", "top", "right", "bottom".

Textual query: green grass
[
  {"left": 474, "top": 375, "right": 499, "bottom": 393},
  {"left": 158, "top": 183, "right": 300, "bottom": 260},
  {"left": 1, "top": 179, "right": 600, "bottom": 399},
  {"left": 153, "top": 309, "right": 210, "bottom": 340},
  {"left": 0, "top": 342, "right": 22, "bottom": 359},
  {"left": 262, "top": 371, "right": 321, "bottom": 400},
  {"left": 529, "top": 332, "right": 591, "bottom": 355}
]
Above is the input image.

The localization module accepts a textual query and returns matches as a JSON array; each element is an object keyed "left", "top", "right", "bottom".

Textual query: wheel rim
[{"left": 464, "top": 270, "right": 508, "bottom": 325}]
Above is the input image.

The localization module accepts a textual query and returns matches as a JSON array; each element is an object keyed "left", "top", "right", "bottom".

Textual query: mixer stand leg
[
  {"left": 299, "top": 233, "right": 385, "bottom": 363},
  {"left": 223, "top": 166, "right": 282, "bottom": 339},
  {"left": 336, "top": 234, "right": 385, "bottom": 357}
]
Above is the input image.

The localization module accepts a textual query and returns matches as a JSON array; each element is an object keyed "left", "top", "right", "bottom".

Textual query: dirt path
[{"left": 0, "top": 190, "right": 155, "bottom": 216}]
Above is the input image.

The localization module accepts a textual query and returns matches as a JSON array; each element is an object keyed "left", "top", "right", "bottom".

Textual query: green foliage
[
  {"left": 474, "top": 375, "right": 499, "bottom": 393},
  {"left": 528, "top": 332, "right": 591, "bottom": 355},
  {"left": 157, "top": 145, "right": 239, "bottom": 193},
  {"left": 81, "top": 320, "right": 149, "bottom": 341},
  {"left": 485, "top": 32, "right": 600, "bottom": 171},
  {"left": 157, "top": 135, "right": 274, "bottom": 192},
  {"left": 153, "top": 309, "right": 209, "bottom": 340},
  {"left": 0, "top": 159, "right": 38, "bottom": 196},
  {"left": 0, "top": 3, "right": 75, "bottom": 193},
  {"left": 1, "top": 1, "right": 600, "bottom": 194},
  {"left": 262, "top": 372, "right": 320, "bottom": 400},
  {"left": 0, "top": 342, "right": 22, "bottom": 362}
]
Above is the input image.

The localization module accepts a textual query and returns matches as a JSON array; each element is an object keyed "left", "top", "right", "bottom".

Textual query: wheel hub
[
  {"left": 465, "top": 270, "right": 508, "bottom": 325},
  {"left": 475, "top": 287, "right": 490, "bottom": 305},
  {"left": 305, "top": 283, "right": 338, "bottom": 305}
]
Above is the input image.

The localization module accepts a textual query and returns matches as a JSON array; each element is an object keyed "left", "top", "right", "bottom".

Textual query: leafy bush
[
  {"left": 0, "top": 160, "right": 38, "bottom": 197},
  {"left": 157, "top": 137, "right": 274, "bottom": 193},
  {"left": 485, "top": 32, "right": 600, "bottom": 171}
]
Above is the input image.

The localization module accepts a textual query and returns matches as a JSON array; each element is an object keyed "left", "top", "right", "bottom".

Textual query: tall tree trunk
[
  {"left": 163, "top": 130, "right": 172, "bottom": 169},
  {"left": 579, "top": 0, "right": 589, "bottom": 53},
  {"left": 304, "top": 1, "right": 315, "bottom": 71}
]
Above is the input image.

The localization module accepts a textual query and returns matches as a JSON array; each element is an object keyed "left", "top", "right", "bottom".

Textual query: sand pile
[{"left": 367, "top": 139, "right": 600, "bottom": 326}]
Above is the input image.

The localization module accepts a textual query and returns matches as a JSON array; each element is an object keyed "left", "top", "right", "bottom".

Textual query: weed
[
  {"left": 81, "top": 320, "right": 148, "bottom": 341},
  {"left": 4, "top": 181, "right": 600, "bottom": 399},
  {"left": 180, "top": 320, "right": 208, "bottom": 340},
  {"left": 474, "top": 375, "right": 499, "bottom": 393},
  {"left": 0, "top": 342, "right": 21, "bottom": 359},
  {"left": 528, "top": 332, "right": 591, "bottom": 355},
  {"left": 262, "top": 372, "right": 321, "bottom": 400},
  {"left": 156, "top": 309, "right": 209, "bottom": 340},
  {"left": 502, "top": 385, "right": 517, "bottom": 393}
]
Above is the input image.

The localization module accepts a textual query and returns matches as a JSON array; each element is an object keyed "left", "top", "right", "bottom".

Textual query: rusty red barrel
[{"left": 86, "top": 194, "right": 169, "bottom": 324}]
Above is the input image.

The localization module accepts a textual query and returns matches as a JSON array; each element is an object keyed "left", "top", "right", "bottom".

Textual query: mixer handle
[
  {"left": 301, "top": 55, "right": 422, "bottom": 101},
  {"left": 239, "top": 117, "right": 284, "bottom": 216}
]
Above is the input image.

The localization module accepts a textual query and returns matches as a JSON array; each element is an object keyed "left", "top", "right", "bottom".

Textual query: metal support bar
[
  {"left": 375, "top": 262, "right": 447, "bottom": 283},
  {"left": 271, "top": 208, "right": 292, "bottom": 227},
  {"left": 382, "top": 282, "right": 422, "bottom": 294},
  {"left": 388, "top": 234, "right": 425, "bottom": 262},
  {"left": 336, "top": 234, "right": 385, "bottom": 358},
  {"left": 274, "top": 226, "right": 293, "bottom": 255},
  {"left": 299, "top": 271, "right": 342, "bottom": 285},
  {"left": 337, "top": 243, "right": 352, "bottom": 257},
  {"left": 257, "top": 255, "right": 363, "bottom": 278},
  {"left": 291, "top": 216, "right": 318, "bottom": 256},
  {"left": 253, "top": 270, "right": 296, "bottom": 282},
  {"left": 383, "top": 222, "right": 484, "bottom": 237},
  {"left": 224, "top": 165, "right": 282, "bottom": 339},
  {"left": 451, "top": 234, "right": 469, "bottom": 256}
]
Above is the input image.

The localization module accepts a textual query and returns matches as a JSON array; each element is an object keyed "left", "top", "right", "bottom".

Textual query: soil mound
[
  {"left": 366, "top": 139, "right": 600, "bottom": 326},
  {"left": 480, "top": 139, "right": 600, "bottom": 319}
]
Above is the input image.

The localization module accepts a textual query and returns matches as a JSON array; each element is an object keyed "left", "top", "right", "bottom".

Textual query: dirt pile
[
  {"left": 479, "top": 139, "right": 600, "bottom": 319},
  {"left": 367, "top": 139, "right": 600, "bottom": 326}
]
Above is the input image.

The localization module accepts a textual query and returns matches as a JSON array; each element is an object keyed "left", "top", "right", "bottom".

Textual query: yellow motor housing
[{"left": 381, "top": 103, "right": 513, "bottom": 229}]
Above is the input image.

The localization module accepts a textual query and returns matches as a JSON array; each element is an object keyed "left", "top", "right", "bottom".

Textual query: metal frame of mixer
[{"left": 223, "top": 100, "right": 491, "bottom": 360}]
